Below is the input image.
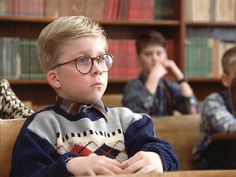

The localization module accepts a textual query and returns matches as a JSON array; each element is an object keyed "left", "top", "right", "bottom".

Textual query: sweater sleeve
[
  {"left": 201, "top": 93, "right": 236, "bottom": 133},
  {"left": 10, "top": 127, "right": 75, "bottom": 177},
  {"left": 124, "top": 115, "right": 179, "bottom": 171}
]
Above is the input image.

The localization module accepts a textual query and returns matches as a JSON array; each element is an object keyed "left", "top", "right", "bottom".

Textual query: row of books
[
  {"left": 0, "top": 0, "right": 44, "bottom": 17},
  {"left": 185, "top": 0, "right": 236, "bottom": 22},
  {"left": 4, "top": 36, "right": 235, "bottom": 81},
  {"left": 0, "top": 37, "right": 175, "bottom": 80},
  {"left": 185, "top": 37, "right": 236, "bottom": 78},
  {"left": 0, "top": 0, "right": 174, "bottom": 21},
  {"left": 0, "top": 38, "right": 44, "bottom": 79},
  {"left": 108, "top": 39, "right": 139, "bottom": 80}
]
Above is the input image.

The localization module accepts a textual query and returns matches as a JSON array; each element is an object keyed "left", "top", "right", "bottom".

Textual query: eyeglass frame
[{"left": 51, "top": 54, "right": 114, "bottom": 74}]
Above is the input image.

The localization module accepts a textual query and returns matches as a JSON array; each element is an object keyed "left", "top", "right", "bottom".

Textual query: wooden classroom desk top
[{"left": 78, "top": 170, "right": 236, "bottom": 177}]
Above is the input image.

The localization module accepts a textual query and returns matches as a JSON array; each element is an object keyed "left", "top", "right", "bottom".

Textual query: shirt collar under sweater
[{"left": 55, "top": 96, "right": 109, "bottom": 119}]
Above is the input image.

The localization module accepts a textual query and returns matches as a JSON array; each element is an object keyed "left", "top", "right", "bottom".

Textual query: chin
[
  {"left": 86, "top": 89, "right": 105, "bottom": 103},
  {"left": 90, "top": 95, "right": 103, "bottom": 103}
]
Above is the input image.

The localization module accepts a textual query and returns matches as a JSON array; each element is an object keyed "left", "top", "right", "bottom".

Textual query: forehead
[
  {"left": 68, "top": 35, "right": 107, "bottom": 48},
  {"left": 141, "top": 44, "right": 166, "bottom": 52},
  {"left": 60, "top": 36, "right": 107, "bottom": 59}
]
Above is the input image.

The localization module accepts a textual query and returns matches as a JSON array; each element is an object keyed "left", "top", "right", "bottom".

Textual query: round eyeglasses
[{"left": 51, "top": 54, "right": 114, "bottom": 74}]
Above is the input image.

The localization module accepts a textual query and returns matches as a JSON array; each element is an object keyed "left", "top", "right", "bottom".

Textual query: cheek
[
  {"left": 100, "top": 73, "right": 108, "bottom": 89},
  {"left": 58, "top": 70, "right": 84, "bottom": 88},
  {"left": 139, "top": 58, "right": 151, "bottom": 66},
  {"left": 63, "top": 77, "right": 85, "bottom": 93},
  {"left": 158, "top": 53, "right": 167, "bottom": 60}
]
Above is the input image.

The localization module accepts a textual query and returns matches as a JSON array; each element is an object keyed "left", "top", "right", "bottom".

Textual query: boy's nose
[
  {"left": 91, "top": 60, "right": 103, "bottom": 75},
  {"left": 152, "top": 55, "right": 160, "bottom": 62}
]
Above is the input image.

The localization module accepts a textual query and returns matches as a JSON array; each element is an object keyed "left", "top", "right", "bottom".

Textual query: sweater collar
[{"left": 55, "top": 96, "right": 108, "bottom": 119}]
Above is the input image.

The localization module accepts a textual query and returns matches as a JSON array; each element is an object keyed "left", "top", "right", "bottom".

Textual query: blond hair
[
  {"left": 222, "top": 46, "right": 236, "bottom": 74},
  {"left": 37, "top": 16, "right": 107, "bottom": 72}
]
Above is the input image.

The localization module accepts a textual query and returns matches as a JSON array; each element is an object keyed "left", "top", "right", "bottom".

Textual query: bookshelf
[
  {"left": 184, "top": 0, "right": 236, "bottom": 100},
  {"left": 0, "top": 0, "right": 235, "bottom": 107}
]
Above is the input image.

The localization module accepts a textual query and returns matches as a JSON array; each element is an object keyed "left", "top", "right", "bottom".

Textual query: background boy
[
  {"left": 122, "top": 30, "right": 198, "bottom": 116},
  {"left": 192, "top": 46, "right": 236, "bottom": 169},
  {"left": 10, "top": 16, "right": 179, "bottom": 177}
]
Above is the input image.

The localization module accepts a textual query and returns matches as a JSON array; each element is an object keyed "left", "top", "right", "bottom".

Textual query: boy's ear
[
  {"left": 221, "top": 73, "right": 230, "bottom": 87},
  {"left": 47, "top": 70, "right": 61, "bottom": 88}
]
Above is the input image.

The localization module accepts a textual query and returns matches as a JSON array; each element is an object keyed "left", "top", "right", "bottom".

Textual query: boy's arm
[
  {"left": 10, "top": 128, "right": 75, "bottom": 177},
  {"left": 202, "top": 93, "right": 236, "bottom": 133},
  {"left": 168, "top": 81, "right": 199, "bottom": 114},
  {"left": 124, "top": 115, "right": 179, "bottom": 171}
]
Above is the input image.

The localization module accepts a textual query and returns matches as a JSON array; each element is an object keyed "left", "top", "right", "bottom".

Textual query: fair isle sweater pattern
[
  {"left": 55, "top": 127, "right": 127, "bottom": 162},
  {"left": 62, "top": 129, "right": 126, "bottom": 161},
  {"left": 27, "top": 105, "right": 140, "bottom": 163}
]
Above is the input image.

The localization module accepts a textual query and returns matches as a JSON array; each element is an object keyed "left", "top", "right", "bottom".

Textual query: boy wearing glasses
[{"left": 10, "top": 16, "right": 179, "bottom": 177}]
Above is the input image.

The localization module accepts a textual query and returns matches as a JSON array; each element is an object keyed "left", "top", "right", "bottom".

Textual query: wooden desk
[
  {"left": 102, "top": 94, "right": 123, "bottom": 107},
  {"left": 0, "top": 119, "right": 26, "bottom": 177},
  {"left": 152, "top": 114, "right": 200, "bottom": 170},
  {"left": 212, "top": 133, "right": 236, "bottom": 140},
  {"left": 93, "top": 170, "right": 236, "bottom": 177}
]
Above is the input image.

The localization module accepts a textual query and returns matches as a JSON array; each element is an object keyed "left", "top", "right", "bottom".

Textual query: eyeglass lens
[{"left": 76, "top": 54, "right": 113, "bottom": 74}]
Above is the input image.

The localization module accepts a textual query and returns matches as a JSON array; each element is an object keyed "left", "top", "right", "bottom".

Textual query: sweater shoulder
[
  {"left": 204, "top": 93, "right": 224, "bottom": 104},
  {"left": 106, "top": 106, "right": 150, "bottom": 131},
  {"left": 23, "top": 106, "right": 60, "bottom": 145}
]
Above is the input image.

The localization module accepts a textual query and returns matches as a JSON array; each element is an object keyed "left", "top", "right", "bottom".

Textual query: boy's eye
[
  {"left": 99, "top": 55, "right": 107, "bottom": 63},
  {"left": 78, "top": 57, "right": 90, "bottom": 65},
  {"left": 157, "top": 51, "right": 162, "bottom": 56},
  {"left": 143, "top": 52, "right": 152, "bottom": 57}
]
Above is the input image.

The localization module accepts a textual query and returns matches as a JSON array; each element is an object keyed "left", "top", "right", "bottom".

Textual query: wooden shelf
[
  {"left": 0, "top": 16, "right": 179, "bottom": 26},
  {"left": 9, "top": 79, "right": 48, "bottom": 85},
  {"left": 188, "top": 77, "right": 221, "bottom": 83},
  {"left": 186, "top": 22, "right": 236, "bottom": 27},
  {"left": 101, "top": 20, "right": 179, "bottom": 26},
  {"left": 0, "top": 16, "right": 54, "bottom": 23}
]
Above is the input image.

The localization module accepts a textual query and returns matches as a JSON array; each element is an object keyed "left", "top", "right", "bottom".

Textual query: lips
[{"left": 91, "top": 82, "right": 103, "bottom": 87}]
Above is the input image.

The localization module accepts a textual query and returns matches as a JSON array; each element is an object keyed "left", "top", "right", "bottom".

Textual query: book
[{"left": 108, "top": 39, "right": 139, "bottom": 80}]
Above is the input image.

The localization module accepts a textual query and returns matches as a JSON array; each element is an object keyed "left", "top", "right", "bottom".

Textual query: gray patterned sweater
[
  {"left": 192, "top": 91, "right": 236, "bottom": 168},
  {"left": 10, "top": 98, "right": 179, "bottom": 177}
]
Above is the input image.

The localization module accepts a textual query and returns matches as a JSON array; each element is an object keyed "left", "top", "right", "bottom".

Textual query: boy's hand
[
  {"left": 162, "top": 59, "right": 184, "bottom": 81},
  {"left": 66, "top": 156, "right": 123, "bottom": 176},
  {"left": 146, "top": 63, "right": 167, "bottom": 93},
  {"left": 150, "top": 62, "right": 167, "bottom": 80},
  {"left": 121, "top": 151, "right": 163, "bottom": 174}
]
